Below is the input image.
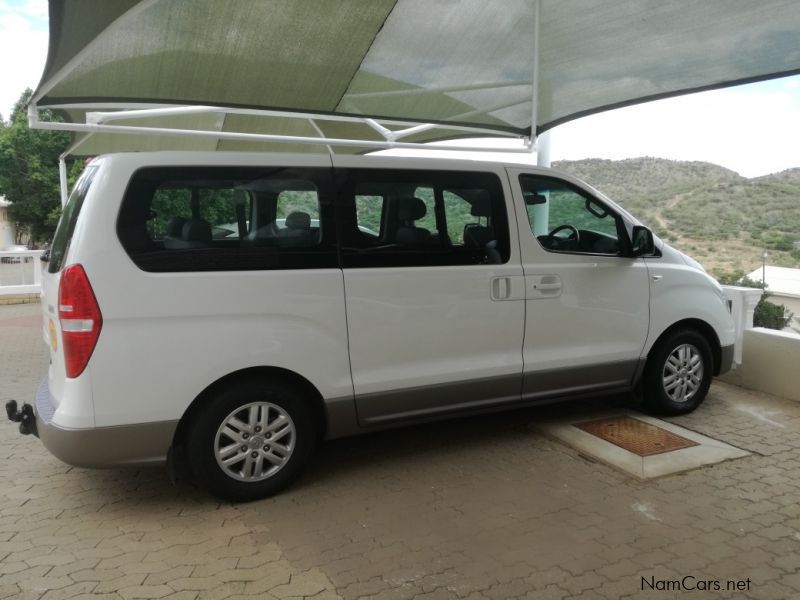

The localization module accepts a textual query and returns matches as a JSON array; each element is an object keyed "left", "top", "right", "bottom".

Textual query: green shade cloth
[{"left": 34, "top": 0, "right": 800, "bottom": 155}]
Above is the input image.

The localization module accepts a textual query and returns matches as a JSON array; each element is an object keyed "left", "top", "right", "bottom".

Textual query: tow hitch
[{"left": 5, "top": 400, "right": 37, "bottom": 437}]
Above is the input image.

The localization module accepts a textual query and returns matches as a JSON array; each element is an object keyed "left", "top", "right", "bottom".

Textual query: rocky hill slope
[{"left": 552, "top": 157, "right": 800, "bottom": 277}]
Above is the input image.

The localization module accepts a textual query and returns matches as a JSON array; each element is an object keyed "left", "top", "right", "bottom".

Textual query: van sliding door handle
[{"left": 491, "top": 276, "right": 512, "bottom": 300}]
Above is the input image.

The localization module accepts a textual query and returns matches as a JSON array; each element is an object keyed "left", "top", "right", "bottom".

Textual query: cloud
[
  {"left": 0, "top": 0, "right": 49, "bottom": 120},
  {"left": 550, "top": 75, "right": 800, "bottom": 177},
  {"left": 8, "top": 0, "right": 47, "bottom": 22}
]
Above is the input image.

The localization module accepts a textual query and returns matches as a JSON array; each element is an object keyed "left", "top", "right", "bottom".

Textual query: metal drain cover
[{"left": 575, "top": 415, "right": 700, "bottom": 456}]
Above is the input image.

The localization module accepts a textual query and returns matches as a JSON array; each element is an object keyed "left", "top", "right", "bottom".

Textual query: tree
[
  {"left": 754, "top": 298, "right": 794, "bottom": 330},
  {"left": 0, "top": 89, "right": 72, "bottom": 246},
  {"left": 716, "top": 270, "right": 794, "bottom": 330}
]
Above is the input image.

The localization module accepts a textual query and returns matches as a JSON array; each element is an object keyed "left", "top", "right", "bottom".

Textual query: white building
[
  {"left": 746, "top": 265, "right": 800, "bottom": 333},
  {"left": 0, "top": 196, "right": 16, "bottom": 250}
]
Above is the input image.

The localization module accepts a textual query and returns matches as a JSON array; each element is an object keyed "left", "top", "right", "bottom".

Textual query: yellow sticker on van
[{"left": 48, "top": 319, "right": 57, "bottom": 351}]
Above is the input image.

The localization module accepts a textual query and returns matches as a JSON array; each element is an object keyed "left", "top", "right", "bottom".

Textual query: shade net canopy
[{"left": 33, "top": 0, "right": 800, "bottom": 155}]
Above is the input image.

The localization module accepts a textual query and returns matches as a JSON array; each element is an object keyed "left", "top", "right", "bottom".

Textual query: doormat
[
  {"left": 533, "top": 411, "right": 749, "bottom": 479},
  {"left": 575, "top": 415, "right": 699, "bottom": 456}
]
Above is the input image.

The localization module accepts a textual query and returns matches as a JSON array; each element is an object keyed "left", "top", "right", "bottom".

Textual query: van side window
[
  {"left": 118, "top": 167, "right": 336, "bottom": 272},
  {"left": 339, "top": 169, "right": 509, "bottom": 268},
  {"left": 276, "top": 190, "right": 320, "bottom": 229},
  {"left": 520, "top": 175, "right": 625, "bottom": 256},
  {"left": 354, "top": 195, "right": 384, "bottom": 238},
  {"left": 443, "top": 190, "right": 482, "bottom": 244},
  {"left": 411, "top": 187, "right": 439, "bottom": 237},
  {"left": 147, "top": 188, "right": 246, "bottom": 241}
]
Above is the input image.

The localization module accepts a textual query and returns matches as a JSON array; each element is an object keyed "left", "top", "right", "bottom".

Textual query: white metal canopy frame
[{"left": 28, "top": 0, "right": 800, "bottom": 178}]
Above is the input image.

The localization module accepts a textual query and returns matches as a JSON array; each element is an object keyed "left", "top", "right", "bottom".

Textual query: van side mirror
[{"left": 630, "top": 225, "right": 655, "bottom": 257}]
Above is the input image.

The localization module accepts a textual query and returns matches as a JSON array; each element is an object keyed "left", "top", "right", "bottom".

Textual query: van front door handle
[{"left": 528, "top": 275, "right": 562, "bottom": 299}]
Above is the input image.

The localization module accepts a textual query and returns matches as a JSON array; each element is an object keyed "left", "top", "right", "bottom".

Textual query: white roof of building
[{"left": 746, "top": 266, "right": 800, "bottom": 299}]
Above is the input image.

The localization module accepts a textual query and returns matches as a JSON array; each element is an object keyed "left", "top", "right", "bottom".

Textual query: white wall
[{"left": 720, "top": 328, "right": 800, "bottom": 402}]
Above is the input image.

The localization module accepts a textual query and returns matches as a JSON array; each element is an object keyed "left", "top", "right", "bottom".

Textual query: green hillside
[{"left": 552, "top": 158, "right": 800, "bottom": 277}]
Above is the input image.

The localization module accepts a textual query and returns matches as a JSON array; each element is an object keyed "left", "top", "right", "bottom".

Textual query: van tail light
[{"left": 58, "top": 264, "right": 102, "bottom": 378}]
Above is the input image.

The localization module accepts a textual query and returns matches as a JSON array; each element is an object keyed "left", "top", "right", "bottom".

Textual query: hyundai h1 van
[{"left": 6, "top": 152, "right": 735, "bottom": 500}]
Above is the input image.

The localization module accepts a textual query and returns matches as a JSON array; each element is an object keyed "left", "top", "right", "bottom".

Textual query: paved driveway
[{"left": 1, "top": 303, "right": 799, "bottom": 600}]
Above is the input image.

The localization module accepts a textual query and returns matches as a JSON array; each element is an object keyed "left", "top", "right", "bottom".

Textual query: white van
[{"left": 6, "top": 152, "right": 735, "bottom": 500}]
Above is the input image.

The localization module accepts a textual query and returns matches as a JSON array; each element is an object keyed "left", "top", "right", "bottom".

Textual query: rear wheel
[
  {"left": 187, "top": 379, "right": 315, "bottom": 501},
  {"left": 643, "top": 329, "right": 713, "bottom": 415}
]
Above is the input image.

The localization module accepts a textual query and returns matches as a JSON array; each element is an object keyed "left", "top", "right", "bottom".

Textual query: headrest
[
  {"left": 469, "top": 193, "right": 493, "bottom": 217},
  {"left": 165, "top": 216, "right": 187, "bottom": 237},
  {"left": 182, "top": 218, "right": 212, "bottom": 243},
  {"left": 464, "top": 224, "right": 494, "bottom": 247},
  {"left": 397, "top": 197, "right": 427, "bottom": 221},
  {"left": 285, "top": 211, "right": 311, "bottom": 230}
]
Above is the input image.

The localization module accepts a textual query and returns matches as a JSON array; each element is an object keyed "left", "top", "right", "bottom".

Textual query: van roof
[{"left": 97, "top": 150, "right": 563, "bottom": 173}]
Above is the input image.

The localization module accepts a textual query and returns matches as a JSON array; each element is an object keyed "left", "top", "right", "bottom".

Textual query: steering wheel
[{"left": 546, "top": 224, "right": 580, "bottom": 249}]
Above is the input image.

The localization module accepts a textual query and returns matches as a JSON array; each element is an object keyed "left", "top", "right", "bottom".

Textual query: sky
[
  {"left": 0, "top": 0, "right": 47, "bottom": 117},
  {"left": 1, "top": 0, "right": 798, "bottom": 178}
]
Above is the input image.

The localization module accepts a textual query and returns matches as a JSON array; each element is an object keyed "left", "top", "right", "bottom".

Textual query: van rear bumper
[{"left": 33, "top": 378, "right": 177, "bottom": 468}]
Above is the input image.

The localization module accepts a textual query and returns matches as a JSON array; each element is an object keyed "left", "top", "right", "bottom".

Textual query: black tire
[
  {"left": 643, "top": 329, "right": 713, "bottom": 415},
  {"left": 187, "top": 378, "right": 316, "bottom": 501}
]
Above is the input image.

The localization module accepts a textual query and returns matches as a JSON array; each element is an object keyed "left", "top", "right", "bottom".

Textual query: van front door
[
  {"left": 333, "top": 159, "right": 525, "bottom": 426},
  {"left": 508, "top": 169, "right": 650, "bottom": 400}
]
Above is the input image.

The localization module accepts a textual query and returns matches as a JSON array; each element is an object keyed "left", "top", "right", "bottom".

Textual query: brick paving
[{"left": 1, "top": 302, "right": 799, "bottom": 600}]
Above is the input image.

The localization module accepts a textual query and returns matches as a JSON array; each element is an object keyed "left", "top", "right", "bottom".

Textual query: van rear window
[{"left": 48, "top": 165, "right": 98, "bottom": 273}]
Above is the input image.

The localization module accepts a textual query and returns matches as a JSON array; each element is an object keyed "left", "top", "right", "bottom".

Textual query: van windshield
[{"left": 48, "top": 165, "right": 98, "bottom": 273}]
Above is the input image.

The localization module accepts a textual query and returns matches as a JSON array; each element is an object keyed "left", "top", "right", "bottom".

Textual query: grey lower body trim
[
  {"left": 352, "top": 361, "right": 640, "bottom": 428},
  {"left": 34, "top": 378, "right": 177, "bottom": 468},
  {"left": 355, "top": 373, "right": 521, "bottom": 426},
  {"left": 631, "top": 357, "right": 647, "bottom": 387},
  {"left": 718, "top": 344, "right": 735, "bottom": 376},
  {"left": 522, "top": 359, "right": 640, "bottom": 401},
  {"left": 323, "top": 395, "right": 361, "bottom": 439}
]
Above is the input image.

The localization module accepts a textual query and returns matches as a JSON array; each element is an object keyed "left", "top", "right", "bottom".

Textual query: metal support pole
[
  {"left": 87, "top": 104, "right": 219, "bottom": 124},
  {"left": 30, "top": 119, "right": 534, "bottom": 154},
  {"left": 536, "top": 130, "right": 551, "bottom": 168},
  {"left": 364, "top": 119, "right": 395, "bottom": 142},
  {"left": 533, "top": 130, "right": 551, "bottom": 235},
  {"left": 307, "top": 119, "right": 333, "bottom": 156},
  {"left": 58, "top": 155, "right": 68, "bottom": 207},
  {"left": 79, "top": 105, "right": 519, "bottom": 139},
  {"left": 529, "top": 0, "right": 541, "bottom": 153}
]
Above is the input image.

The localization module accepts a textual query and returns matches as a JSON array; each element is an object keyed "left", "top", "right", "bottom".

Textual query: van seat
[
  {"left": 464, "top": 224, "right": 501, "bottom": 264},
  {"left": 164, "top": 218, "right": 212, "bottom": 249},
  {"left": 163, "top": 216, "right": 188, "bottom": 249},
  {"left": 395, "top": 197, "right": 432, "bottom": 246},
  {"left": 183, "top": 219, "right": 212, "bottom": 246},
  {"left": 278, "top": 211, "right": 318, "bottom": 247}
]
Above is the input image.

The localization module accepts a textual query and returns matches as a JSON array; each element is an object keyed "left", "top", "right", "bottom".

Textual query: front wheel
[
  {"left": 187, "top": 379, "right": 316, "bottom": 501},
  {"left": 643, "top": 329, "right": 713, "bottom": 415}
]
